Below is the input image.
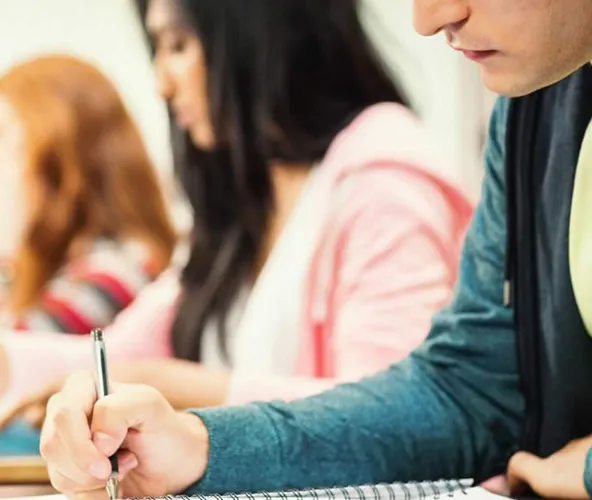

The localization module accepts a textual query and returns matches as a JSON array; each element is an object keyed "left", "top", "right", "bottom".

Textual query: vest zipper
[{"left": 506, "top": 97, "right": 543, "bottom": 454}]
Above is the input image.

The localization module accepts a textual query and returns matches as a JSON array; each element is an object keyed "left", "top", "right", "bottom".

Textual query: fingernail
[{"left": 89, "top": 461, "right": 110, "bottom": 479}]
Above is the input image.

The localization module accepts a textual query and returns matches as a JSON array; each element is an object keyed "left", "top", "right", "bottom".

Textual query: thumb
[
  {"left": 507, "top": 451, "right": 545, "bottom": 493},
  {"left": 92, "top": 429, "right": 125, "bottom": 457},
  {"left": 480, "top": 474, "right": 510, "bottom": 496},
  {"left": 90, "top": 384, "right": 170, "bottom": 455}
]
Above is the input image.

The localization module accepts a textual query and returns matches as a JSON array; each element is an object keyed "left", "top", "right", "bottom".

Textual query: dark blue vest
[{"left": 506, "top": 64, "right": 592, "bottom": 456}]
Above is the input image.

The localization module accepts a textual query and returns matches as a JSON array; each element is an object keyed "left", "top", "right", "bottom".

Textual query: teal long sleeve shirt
[{"left": 188, "top": 98, "right": 592, "bottom": 496}]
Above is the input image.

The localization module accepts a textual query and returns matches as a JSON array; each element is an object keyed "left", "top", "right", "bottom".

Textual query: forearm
[
  {"left": 113, "top": 359, "right": 230, "bottom": 409},
  {"left": 0, "top": 333, "right": 93, "bottom": 400},
  {"left": 191, "top": 350, "right": 522, "bottom": 494},
  {"left": 1, "top": 323, "right": 166, "bottom": 401},
  {"left": 0, "top": 345, "right": 8, "bottom": 397},
  {"left": 226, "top": 372, "right": 339, "bottom": 405}
]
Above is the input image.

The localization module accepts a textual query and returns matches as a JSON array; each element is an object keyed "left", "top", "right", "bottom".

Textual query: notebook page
[{"left": 462, "top": 487, "right": 509, "bottom": 499}]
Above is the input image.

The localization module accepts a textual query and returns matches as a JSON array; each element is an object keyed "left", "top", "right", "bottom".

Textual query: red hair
[{"left": 0, "top": 55, "right": 176, "bottom": 314}]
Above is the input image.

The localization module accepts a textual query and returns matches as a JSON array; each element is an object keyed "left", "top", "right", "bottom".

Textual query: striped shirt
[{"left": 1, "top": 239, "right": 156, "bottom": 335}]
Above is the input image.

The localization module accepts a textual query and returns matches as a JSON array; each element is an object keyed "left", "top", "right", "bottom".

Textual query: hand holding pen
[{"left": 38, "top": 330, "right": 210, "bottom": 498}]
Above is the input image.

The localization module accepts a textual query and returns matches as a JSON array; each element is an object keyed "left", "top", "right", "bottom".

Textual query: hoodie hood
[
  {"left": 321, "top": 103, "right": 470, "bottom": 195},
  {"left": 318, "top": 102, "right": 473, "bottom": 233}
]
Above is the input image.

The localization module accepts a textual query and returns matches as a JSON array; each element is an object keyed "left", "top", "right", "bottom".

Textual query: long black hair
[{"left": 139, "top": 0, "right": 408, "bottom": 362}]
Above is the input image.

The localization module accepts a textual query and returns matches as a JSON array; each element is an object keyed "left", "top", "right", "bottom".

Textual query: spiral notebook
[
  {"left": 130, "top": 479, "right": 507, "bottom": 500},
  {"left": 6, "top": 480, "right": 509, "bottom": 500}
]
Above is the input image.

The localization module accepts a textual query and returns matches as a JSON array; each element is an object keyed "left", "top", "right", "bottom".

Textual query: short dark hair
[{"left": 140, "top": 0, "right": 409, "bottom": 362}]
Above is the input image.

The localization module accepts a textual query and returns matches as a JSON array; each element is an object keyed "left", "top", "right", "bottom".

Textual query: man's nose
[{"left": 413, "top": 0, "right": 469, "bottom": 37}]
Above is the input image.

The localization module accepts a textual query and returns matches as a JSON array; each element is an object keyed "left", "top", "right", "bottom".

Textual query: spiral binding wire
[{"left": 134, "top": 479, "right": 472, "bottom": 500}]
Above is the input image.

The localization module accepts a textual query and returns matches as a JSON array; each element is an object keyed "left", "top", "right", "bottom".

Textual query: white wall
[
  {"left": 0, "top": 0, "right": 489, "bottom": 207},
  {"left": 0, "top": 0, "right": 195, "bottom": 231},
  {"left": 362, "top": 0, "right": 487, "bottom": 198},
  {"left": 0, "top": 0, "right": 172, "bottom": 179}
]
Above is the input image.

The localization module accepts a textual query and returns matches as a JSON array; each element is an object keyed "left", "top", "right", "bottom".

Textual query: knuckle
[
  {"left": 137, "top": 384, "right": 169, "bottom": 415},
  {"left": 129, "top": 383, "right": 167, "bottom": 412},
  {"left": 38, "top": 434, "right": 55, "bottom": 460},
  {"left": 51, "top": 403, "right": 71, "bottom": 429},
  {"left": 143, "top": 384, "right": 163, "bottom": 402},
  {"left": 45, "top": 393, "right": 63, "bottom": 417},
  {"left": 135, "top": 383, "right": 161, "bottom": 399}
]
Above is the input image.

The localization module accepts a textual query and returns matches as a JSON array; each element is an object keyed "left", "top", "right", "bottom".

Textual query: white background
[{"left": 0, "top": 0, "right": 493, "bottom": 214}]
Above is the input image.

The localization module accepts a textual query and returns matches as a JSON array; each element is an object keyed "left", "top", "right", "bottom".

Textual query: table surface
[{"left": 0, "top": 484, "right": 56, "bottom": 498}]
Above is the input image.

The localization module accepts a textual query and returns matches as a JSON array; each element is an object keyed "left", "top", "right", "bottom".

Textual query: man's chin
[
  {"left": 481, "top": 70, "right": 539, "bottom": 98},
  {"left": 481, "top": 62, "right": 589, "bottom": 98}
]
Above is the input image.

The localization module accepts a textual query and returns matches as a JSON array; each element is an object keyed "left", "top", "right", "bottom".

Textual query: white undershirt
[
  {"left": 200, "top": 287, "right": 246, "bottom": 369},
  {"left": 201, "top": 168, "right": 323, "bottom": 375}
]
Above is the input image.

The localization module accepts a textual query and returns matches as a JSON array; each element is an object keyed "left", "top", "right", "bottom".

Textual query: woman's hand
[
  {"left": 0, "top": 378, "right": 62, "bottom": 430},
  {"left": 506, "top": 436, "right": 592, "bottom": 499},
  {"left": 0, "top": 358, "right": 230, "bottom": 434},
  {"left": 40, "top": 371, "right": 210, "bottom": 498},
  {"left": 0, "top": 362, "right": 163, "bottom": 432}
]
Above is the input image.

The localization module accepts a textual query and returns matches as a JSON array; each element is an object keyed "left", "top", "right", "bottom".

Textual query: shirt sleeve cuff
[
  {"left": 584, "top": 445, "right": 592, "bottom": 498},
  {"left": 184, "top": 404, "right": 283, "bottom": 494}
]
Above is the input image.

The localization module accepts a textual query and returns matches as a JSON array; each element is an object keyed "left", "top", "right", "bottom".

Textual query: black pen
[{"left": 92, "top": 328, "right": 119, "bottom": 500}]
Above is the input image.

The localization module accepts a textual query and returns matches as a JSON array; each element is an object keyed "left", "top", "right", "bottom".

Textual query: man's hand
[
  {"left": 40, "top": 371, "right": 210, "bottom": 498},
  {"left": 507, "top": 436, "right": 592, "bottom": 499}
]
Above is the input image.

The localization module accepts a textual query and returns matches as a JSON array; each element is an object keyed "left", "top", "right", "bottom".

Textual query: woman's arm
[
  {"left": 225, "top": 168, "right": 468, "bottom": 405},
  {"left": 111, "top": 358, "right": 230, "bottom": 409},
  {"left": 0, "top": 272, "right": 179, "bottom": 403}
]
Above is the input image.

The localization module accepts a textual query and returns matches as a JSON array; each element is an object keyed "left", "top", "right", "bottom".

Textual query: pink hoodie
[{"left": 1, "top": 103, "right": 473, "bottom": 407}]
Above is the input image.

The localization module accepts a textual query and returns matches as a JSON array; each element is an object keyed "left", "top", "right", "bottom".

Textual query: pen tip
[{"left": 106, "top": 477, "right": 119, "bottom": 500}]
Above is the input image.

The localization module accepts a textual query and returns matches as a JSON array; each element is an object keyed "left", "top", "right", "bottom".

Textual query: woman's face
[
  {"left": 146, "top": 0, "right": 214, "bottom": 150},
  {"left": 0, "top": 96, "right": 28, "bottom": 259}
]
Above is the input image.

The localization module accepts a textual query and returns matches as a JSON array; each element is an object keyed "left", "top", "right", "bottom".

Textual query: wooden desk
[
  {"left": 0, "top": 456, "right": 49, "bottom": 486},
  {"left": 0, "top": 484, "right": 55, "bottom": 498}
]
